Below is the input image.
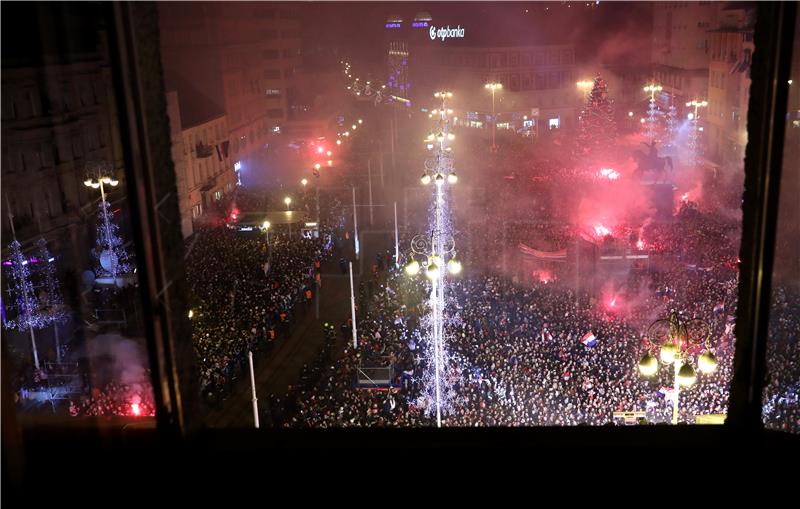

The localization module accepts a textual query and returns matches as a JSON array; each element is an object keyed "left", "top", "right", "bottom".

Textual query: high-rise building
[
  {"left": 651, "top": 1, "right": 719, "bottom": 105},
  {"left": 158, "top": 2, "right": 302, "bottom": 183}
]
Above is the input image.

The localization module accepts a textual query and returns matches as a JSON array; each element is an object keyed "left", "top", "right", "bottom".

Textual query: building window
[{"left": 548, "top": 117, "right": 560, "bottom": 129}]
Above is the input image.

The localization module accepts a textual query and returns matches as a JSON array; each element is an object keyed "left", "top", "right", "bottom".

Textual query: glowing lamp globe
[
  {"left": 698, "top": 350, "right": 718, "bottom": 374},
  {"left": 425, "top": 262, "right": 440, "bottom": 280},
  {"left": 677, "top": 363, "right": 697, "bottom": 387},
  {"left": 638, "top": 353, "right": 658, "bottom": 376},
  {"left": 262, "top": 221, "right": 271, "bottom": 230},
  {"left": 447, "top": 173, "right": 458, "bottom": 184},
  {"left": 84, "top": 179, "right": 94, "bottom": 187},
  {"left": 99, "top": 249, "right": 119, "bottom": 272},
  {"left": 421, "top": 173, "right": 432, "bottom": 185},
  {"left": 429, "top": 254, "right": 443, "bottom": 267},
  {"left": 404, "top": 260, "right": 420, "bottom": 276},
  {"left": 447, "top": 259, "right": 462, "bottom": 275},
  {"left": 660, "top": 342, "right": 678, "bottom": 364}
]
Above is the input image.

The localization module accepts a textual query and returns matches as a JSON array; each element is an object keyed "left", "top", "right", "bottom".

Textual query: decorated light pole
[
  {"left": 643, "top": 83, "right": 663, "bottom": 143},
  {"left": 404, "top": 90, "right": 462, "bottom": 428},
  {"left": 638, "top": 313, "right": 718, "bottom": 424},
  {"left": 84, "top": 162, "right": 130, "bottom": 282},
  {"left": 3, "top": 199, "right": 46, "bottom": 371},
  {"left": 685, "top": 99, "right": 708, "bottom": 168},
  {"left": 37, "top": 238, "right": 68, "bottom": 363}
]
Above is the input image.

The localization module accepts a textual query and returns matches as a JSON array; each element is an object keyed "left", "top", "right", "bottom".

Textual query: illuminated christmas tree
[
  {"left": 4, "top": 239, "right": 44, "bottom": 370},
  {"left": 575, "top": 74, "right": 617, "bottom": 162},
  {"left": 664, "top": 103, "right": 678, "bottom": 149},
  {"left": 93, "top": 200, "right": 132, "bottom": 280},
  {"left": 37, "top": 238, "right": 68, "bottom": 362}
]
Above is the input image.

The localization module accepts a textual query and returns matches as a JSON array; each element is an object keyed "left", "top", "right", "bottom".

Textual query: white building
[{"left": 166, "top": 92, "right": 236, "bottom": 238}]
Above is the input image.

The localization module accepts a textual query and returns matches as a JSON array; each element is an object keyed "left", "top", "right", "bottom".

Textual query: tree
[
  {"left": 93, "top": 200, "right": 132, "bottom": 280},
  {"left": 575, "top": 74, "right": 617, "bottom": 163},
  {"left": 4, "top": 239, "right": 45, "bottom": 370}
]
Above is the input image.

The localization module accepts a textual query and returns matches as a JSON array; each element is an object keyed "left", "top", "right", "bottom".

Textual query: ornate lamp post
[
  {"left": 84, "top": 162, "right": 127, "bottom": 281},
  {"left": 403, "top": 91, "right": 461, "bottom": 427},
  {"left": 638, "top": 313, "right": 718, "bottom": 424},
  {"left": 685, "top": 99, "right": 708, "bottom": 167}
]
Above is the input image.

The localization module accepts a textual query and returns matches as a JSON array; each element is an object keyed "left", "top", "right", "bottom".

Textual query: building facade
[
  {"left": 416, "top": 44, "right": 578, "bottom": 135},
  {"left": 705, "top": 4, "right": 755, "bottom": 169},
  {"left": 159, "top": 2, "right": 302, "bottom": 184},
  {"left": 651, "top": 1, "right": 719, "bottom": 105},
  {"left": 1, "top": 4, "right": 124, "bottom": 272},
  {"left": 165, "top": 92, "right": 236, "bottom": 239}
]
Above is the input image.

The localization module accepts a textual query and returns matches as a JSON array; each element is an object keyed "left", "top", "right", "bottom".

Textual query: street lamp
[
  {"left": 485, "top": 82, "right": 502, "bottom": 151},
  {"left": 638, "top": 313, "right": 717, "bottom": 424},
  {"left": 301, "top": 178, "right": 308, "bottom": 187},
  {"left": 643, "top": 83, "right": 663, "bottom": 102},
  {"left": 576, "top": 79, "right": 593, "bottom": 97},
  {"left": 84, "top": 162, "right": 122, "bottom": 279},
  {"left": 284, "top": 196, "right": 292, "bottom": 209},
  {"left": 686, "top": 99, "right": 708, "bottom": 120}
]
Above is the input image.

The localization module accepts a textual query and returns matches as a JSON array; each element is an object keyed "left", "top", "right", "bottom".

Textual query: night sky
[{"left": 302, "top": 1, "right": 653, "bottom": 67}]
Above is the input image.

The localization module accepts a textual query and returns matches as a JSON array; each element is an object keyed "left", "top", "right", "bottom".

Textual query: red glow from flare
[
  {"left": 594, "top": 224, "right": 611, "bottom": 237},
  {"left": 317, "top": 146, "right": 324, "bottom": 154},
  {"left": 681, "top": 192, "right": 689, "bottom": 202},
  {"left": 636, "top": 240, "right": 645, "bottom": 250},
  {"left": 598, "top": 168, "right": 620, "bottom": 180},
  {"left": 532, "top": 270, "right": 554, "bottom": 284},
  {"left": 131, "top": 403, "right": 141, "bottom": 416}
]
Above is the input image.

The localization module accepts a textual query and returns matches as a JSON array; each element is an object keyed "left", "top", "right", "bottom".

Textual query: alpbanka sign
[{"left": 429, "top": 25, "right": 465, "bottom": 42}]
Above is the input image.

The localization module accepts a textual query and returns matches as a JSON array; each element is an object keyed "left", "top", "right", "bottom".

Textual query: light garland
[{"left": 36, "top": 237, "right": 68, "bottom": 324}]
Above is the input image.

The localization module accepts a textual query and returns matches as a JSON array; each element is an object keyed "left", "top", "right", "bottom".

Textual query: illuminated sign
[
  {"left": 385, "top": 23, "right": 401, "bottom": 29},
  {"left": 234, "top": 161, "right": 242, "bottom": 171},
  {"left": 412, "top": 22, "right": 428, "bottom": 28},
  {"left": 429, "top": 25, "right": 465, "bottom": 41}
]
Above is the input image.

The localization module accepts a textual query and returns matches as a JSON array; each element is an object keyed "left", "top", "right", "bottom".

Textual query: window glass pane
[
  {"left": 152, "top": 1, "right": 757, "bottom": 429},
  {"left": 2, "top": 3, "right": 154, "bottom": 423},
  {"left": 763, "top": 9, "right": 800, "bottom": 434}
]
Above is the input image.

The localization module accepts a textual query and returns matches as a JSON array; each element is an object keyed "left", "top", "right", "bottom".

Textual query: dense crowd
[
  {"left": 186, "top": 190, "right": 341, "bottom": 401},
  {"left": 69, "top": 381, "right": 156, "bottom": 418},
  {"left": 276, "top": 133, "right": 799, "bottom": 430}
]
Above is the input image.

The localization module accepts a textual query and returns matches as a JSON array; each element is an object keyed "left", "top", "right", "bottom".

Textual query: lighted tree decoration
[
  {"left": 5, "top": 239, "right": 44, "bottom": 371},
  {"left": 37, "top": 238, "right": 68, "bottom": 362},
  {"left": 93, "top": 200, "right": 132, "bottom": 281},
  {"left": 575, "top": 74, "right": 617, "bottom": 162},
  {"left": 664, "top": 102, "right": 678, "bottom": 150},
  {"left": 687, "top": 117, "right": 702, "bottom": 168},
  {"left": 645, "top": 96, "right": 661, "bottom": 143}
]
